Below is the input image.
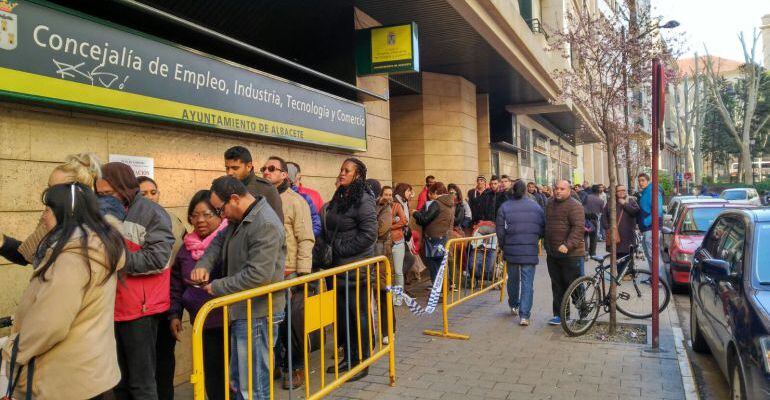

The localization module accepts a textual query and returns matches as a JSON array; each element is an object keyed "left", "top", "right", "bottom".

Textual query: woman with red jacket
[{"left": 96, "top": 162, "right": 175, "bottom": 400}]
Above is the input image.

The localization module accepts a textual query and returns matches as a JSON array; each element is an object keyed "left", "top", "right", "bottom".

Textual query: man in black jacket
[{"left": 224, "top": 146, "right": 284, "bottom": 223}]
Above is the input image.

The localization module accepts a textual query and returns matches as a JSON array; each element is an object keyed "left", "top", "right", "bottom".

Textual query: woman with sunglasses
[
  {"left": 167, "top": 190, "right": 228, "bottom": 400},
  {"left": 96, "top": 162, "right": 175, "bottom": 400},
  {"left": 3, "top": 183, "right": 125, "bottom": 400}
]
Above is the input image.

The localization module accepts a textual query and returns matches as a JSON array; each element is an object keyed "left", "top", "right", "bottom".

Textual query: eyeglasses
[
  {"left": 259, "top": 165, "right": 283, "bottom": 173},
  {"left": 191, "top": 211, "right": 216, "bottom": 221},
  {"left": 214, "top": 203, "right": 226, "bottom": 217}
]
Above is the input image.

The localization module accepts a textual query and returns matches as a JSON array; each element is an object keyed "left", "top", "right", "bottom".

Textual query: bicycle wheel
[
  {"left": 560, "top": 276, "right": 601, "bottom": 337},
  {"left": 616, "top": 269, "right": 671, "bottom": 319}
]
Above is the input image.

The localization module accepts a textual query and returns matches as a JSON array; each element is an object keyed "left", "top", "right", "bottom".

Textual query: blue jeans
[
  {"left": 472, "top": 248, "right": 497, "bottom": 281},
  {"left": 506, "top": 264, "right": 536, "bottom": 318},
  {"left": 642, "top": 230, "right": 667, "bottom": 284},
  {"left": 230, "top": 313, "right": 284, "bottom": 400}
]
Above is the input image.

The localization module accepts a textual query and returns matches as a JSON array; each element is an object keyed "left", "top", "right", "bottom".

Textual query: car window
[
  {"left": 717, "top": 218, "right": 745, "bottom": 274},
  {"left": 679, "top": 208, "right": 724, "bottom": 234},
  {"left": 721, "top": 191, "right": 747, "bottom": 200},
  {"left": 702, "top": 217, "right": 730, "bottom": 256},
  {"left": 668, "top": 201, "right": 679, "bottom": 216}
]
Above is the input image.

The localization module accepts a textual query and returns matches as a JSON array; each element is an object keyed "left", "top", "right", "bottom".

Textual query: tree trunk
[
  {"left": 694, "top": 130, "right": 703, "bottom": 186},
  {"left": 607, "top": 138, "right": 619, "bottom": 335},
  {"left": 741, "top": 142, "right": 753, "bottom": 184}
]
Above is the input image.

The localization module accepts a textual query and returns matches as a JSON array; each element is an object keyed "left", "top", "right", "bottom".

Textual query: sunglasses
[{"left": 259, "top": 165, "right": 283, "bottom": 173}]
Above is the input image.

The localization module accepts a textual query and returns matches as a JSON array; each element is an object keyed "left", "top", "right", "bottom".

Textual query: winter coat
[
  {"left": 114, "top": 194, "right": 175, "bottom": 322},
  {"left": 638, "top": 184, "right": 664, "bottom": 232},
  {"left": 321, "top": 190, "right": 378, "bottom": 267},
  {"left": 169, "top": 245, "right": 223, "bottom": 330},
  {"left": 544, "top": 197, "right": 586, "bottom": 258},
  {"left": 280, "top": 187, "right": 315, "bottom": 275},
  {"left": 414, "top": 194, "right": 455, "bottom": 239},
  {"left": 496, "top": 197, "right": 545, "bottom": 265},
  {"left": 583, "top": 193, "right": 605, "bottom": 219},
  {"left": 292, "top": 185, "right": 322, "bottom": 236},
  {"left": 390, "top": 201, "right": 407, "bottom": 243},
  {"left": 297, "top": 184, "right": 324, "bottom": 214},
  {"left": 4, "top": 231, "right": 124, "bottom": 400},
  {"left": 471, "top": 189, "right": 497, "bottom": 223},
  {"left": 196, "top": 197, "right": 286, "bottom": 320},
  {"left": 242, "top": 171, "right": 284, "bottom": 224},
  {"left": 530, "top": 191, "right": 547, "bottom": 209},
  {"left": 395, "top": 194, "right": 410, "bottom": 224},
  {"left": 602, "top": 197, "right": 641, "bottom": 255}
]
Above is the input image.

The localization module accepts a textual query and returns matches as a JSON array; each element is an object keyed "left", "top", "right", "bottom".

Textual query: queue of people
[{"left": 0, "top": 145, "right": 663, "bottom": 399}]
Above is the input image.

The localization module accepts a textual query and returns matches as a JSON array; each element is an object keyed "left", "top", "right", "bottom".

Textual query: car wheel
[
  {"left": 730, "top": 359, "right": 747, "bottom": 400},
  {"left": 690, "top": 301, "right": 710, "bottom": 353}
]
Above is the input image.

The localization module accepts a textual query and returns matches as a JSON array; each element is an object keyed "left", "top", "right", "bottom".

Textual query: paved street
[{"left": 176, "top": 255, "right": 689, "bottom": 399}]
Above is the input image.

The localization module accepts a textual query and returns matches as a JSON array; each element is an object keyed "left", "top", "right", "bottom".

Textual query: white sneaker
[
  {"left": 510, "top": 307, "right": 519, "bottom": 316},
  {"left": 382, "top": 336, "right": 389, "bottom": 345},
  {"left": 393, "top": 296, "right": 403, "bottom": 307},
  {"left": 520, "top": 318, "right": 530, "bottom": 326}
]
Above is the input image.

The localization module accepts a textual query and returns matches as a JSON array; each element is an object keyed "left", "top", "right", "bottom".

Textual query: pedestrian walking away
[
  {"left": 544, "top": 180, "right": 585, "bottom": 325},
  {"left": 496, "top": 180, "right": 545, "bottom": 326}
]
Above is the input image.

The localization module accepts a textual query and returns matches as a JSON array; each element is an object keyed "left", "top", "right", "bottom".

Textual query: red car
[{"left": 663, "top": 203, "right": 753, "bottom": 288}]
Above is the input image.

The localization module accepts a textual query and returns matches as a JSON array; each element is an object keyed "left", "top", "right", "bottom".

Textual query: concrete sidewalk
[{"left": 176, "top": 255, "right": 688, "bottom": 400}]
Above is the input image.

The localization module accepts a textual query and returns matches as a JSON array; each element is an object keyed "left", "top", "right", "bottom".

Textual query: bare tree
[
  {"left": 549, "top": 1, "right": 675, "bottom": 333},
  {"left": 703, "top": 32, "right": 770, "bottom": 184},
  {"left": 669, "top": 53, "right": 709, "bottom": 187}
]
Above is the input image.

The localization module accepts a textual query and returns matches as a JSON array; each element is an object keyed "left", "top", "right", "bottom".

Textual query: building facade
[{"left": 0, "top": 0, "right": 608, "bottom": 382}]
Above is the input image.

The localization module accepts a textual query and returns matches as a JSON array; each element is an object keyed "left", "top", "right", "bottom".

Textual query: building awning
[{"left": 355, "top": 0, "right": 593, "bottom": 144}]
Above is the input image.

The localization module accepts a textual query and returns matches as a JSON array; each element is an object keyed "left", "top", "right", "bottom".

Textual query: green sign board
[
  {"left": 0, "top": 0, "right": 368, "bottom": 150},
  {"left": 356, "top": 22, "right": 419, "bottom": 76}
]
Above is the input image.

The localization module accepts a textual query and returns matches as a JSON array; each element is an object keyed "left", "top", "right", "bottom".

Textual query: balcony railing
[{"left": 525, "top": 18, "right": 549, "bottom": 40}]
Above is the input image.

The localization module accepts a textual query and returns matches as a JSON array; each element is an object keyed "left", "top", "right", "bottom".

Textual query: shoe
[
  {"left": 510, "top": 307, "right": 519, "bottom": 316},
  {"left": 282, "top": 369, "right": 304, "bottom": 390},
  {"left": 382, "top": 336, "right": 389, "bottom": 345},
  {"left": 327, "top": 359, "right": 348, "bottom": 374},
  {"left": 520, "top": 318, "right": 530, "bottom": 326},
  {"left": 393, "top": 296, "right": 403, "bottom": 306},
  {"left": 548, "top": 316, "right": 561, "bottom": 325},
  {"left": 348, "top": 367, "right": 369, "bottom": 382}
]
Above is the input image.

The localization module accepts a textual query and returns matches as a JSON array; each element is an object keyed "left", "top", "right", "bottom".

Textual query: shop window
[{"left": 520, "top": 126, "right": 531, "bottom": 167}]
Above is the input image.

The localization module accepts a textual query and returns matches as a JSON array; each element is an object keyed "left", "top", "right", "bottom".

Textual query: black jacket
[
  {"left": 242, "top": 171, "right": 284, "bottom": 224},
  {"left": 471, "top": 189, "right": 498, "bottom": 223},
  {"left": 321, "top": 190, "right": 378, "bottom": 267}
]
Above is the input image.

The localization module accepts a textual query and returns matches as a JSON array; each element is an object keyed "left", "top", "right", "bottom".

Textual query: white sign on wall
[{"left": 109, "top": 154, "right": 154, "bottom": 179}]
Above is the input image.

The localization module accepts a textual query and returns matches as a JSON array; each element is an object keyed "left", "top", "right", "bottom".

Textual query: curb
[{"left": 668, "top": 299, "right": 700, "bottom": 400}]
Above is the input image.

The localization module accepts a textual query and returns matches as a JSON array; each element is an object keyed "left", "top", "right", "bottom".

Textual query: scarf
[{"left": 184, "top": 219, "right": 229, "bottom": 261}]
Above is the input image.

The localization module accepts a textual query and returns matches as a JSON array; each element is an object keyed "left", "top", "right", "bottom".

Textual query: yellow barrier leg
[
  {"left": 499, "top": 260, "right": 507, "bottom": 304},
  {"left": 423, "top": 258, "right": 470, "bottom": 340}
]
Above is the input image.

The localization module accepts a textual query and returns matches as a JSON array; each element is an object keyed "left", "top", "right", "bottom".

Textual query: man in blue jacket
[
  {"left": 496, "top": 180, "right": 545, "bottom": 326},
  {"left": 637, "top": 173, "right": 665, "bottom": 281}
]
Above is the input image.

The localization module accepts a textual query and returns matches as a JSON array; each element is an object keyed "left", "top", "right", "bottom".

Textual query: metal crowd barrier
[
  {"left": 190, "top": 256, "right": 396, "bottom": 400},
  {"left": 423, "top": 234, "right": 506, "bottom": 340}
]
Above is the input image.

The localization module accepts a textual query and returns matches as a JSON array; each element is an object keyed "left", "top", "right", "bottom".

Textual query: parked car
[
  {"left": 662, "top": 203, "right": 749, "bottom": 288},
  {"left": 720, "top": 188, "right": 762, "bottom": 206},
  {"left": 661, "top": 197, "right": 727, "bottom": 263},
  {"left": 689, "top": 208, "right": 770, "bottom": 399}
]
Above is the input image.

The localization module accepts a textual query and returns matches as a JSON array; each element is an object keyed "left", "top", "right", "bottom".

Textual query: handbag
[
  {"left": 423, "top": 236, "right": 447, "bottom": 259},
  {"left": 313, "top": 205, "right": 339, "bottom": 268},
  {"left": 1, "top": 336, "right": 34, "bottom": 400},
  {"left": 613, "top": 208, "right": 625, "bottom": 245}
]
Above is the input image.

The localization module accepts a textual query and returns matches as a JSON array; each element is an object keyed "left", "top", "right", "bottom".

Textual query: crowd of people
[{"left": 0, "top": 147, "right": 664, "bottom": 400}]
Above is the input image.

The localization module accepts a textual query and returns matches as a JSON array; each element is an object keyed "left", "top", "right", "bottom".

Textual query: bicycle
[{"left": 560, "top": 246, "right": 671, "bottom": 336}]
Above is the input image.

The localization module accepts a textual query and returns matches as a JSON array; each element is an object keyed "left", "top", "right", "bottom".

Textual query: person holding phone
[{"left": 168, "top": 190, "right": 228, "bottom": 400}]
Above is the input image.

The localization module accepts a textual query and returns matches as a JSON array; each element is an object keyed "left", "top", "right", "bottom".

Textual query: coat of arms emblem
[{"left": 0, "top": 0, "right": 18, "bottom": 51}]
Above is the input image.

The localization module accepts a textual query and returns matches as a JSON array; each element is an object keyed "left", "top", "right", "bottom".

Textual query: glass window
[
  {"left": 721, "top": 190, "right": 747, "bottom": 200},
  {"left": 520, "top": 126, "right": 531, "bottom": 167},
  {"left": 679, "top": 208, "right": 725, "bottom": 235},
  {"left": 717, "top": 220, "right": 745, "bottom": 274},
  {"left": 702, "top": 217, "right": 730, "bottom": 257},
  {"left": 754, "top": 223, "right": 770, "bottom": 282}
]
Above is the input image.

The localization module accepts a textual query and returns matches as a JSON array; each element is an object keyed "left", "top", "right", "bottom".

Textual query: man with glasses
[
  {"left": 224, "top": 145, "right": 283, "bottom": 223},
  {"left": 261, "top": 156, "right": 315, "bottom": 389},
  {"left": 191, "top": 176, "right": 285, "bottom": 400}
]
